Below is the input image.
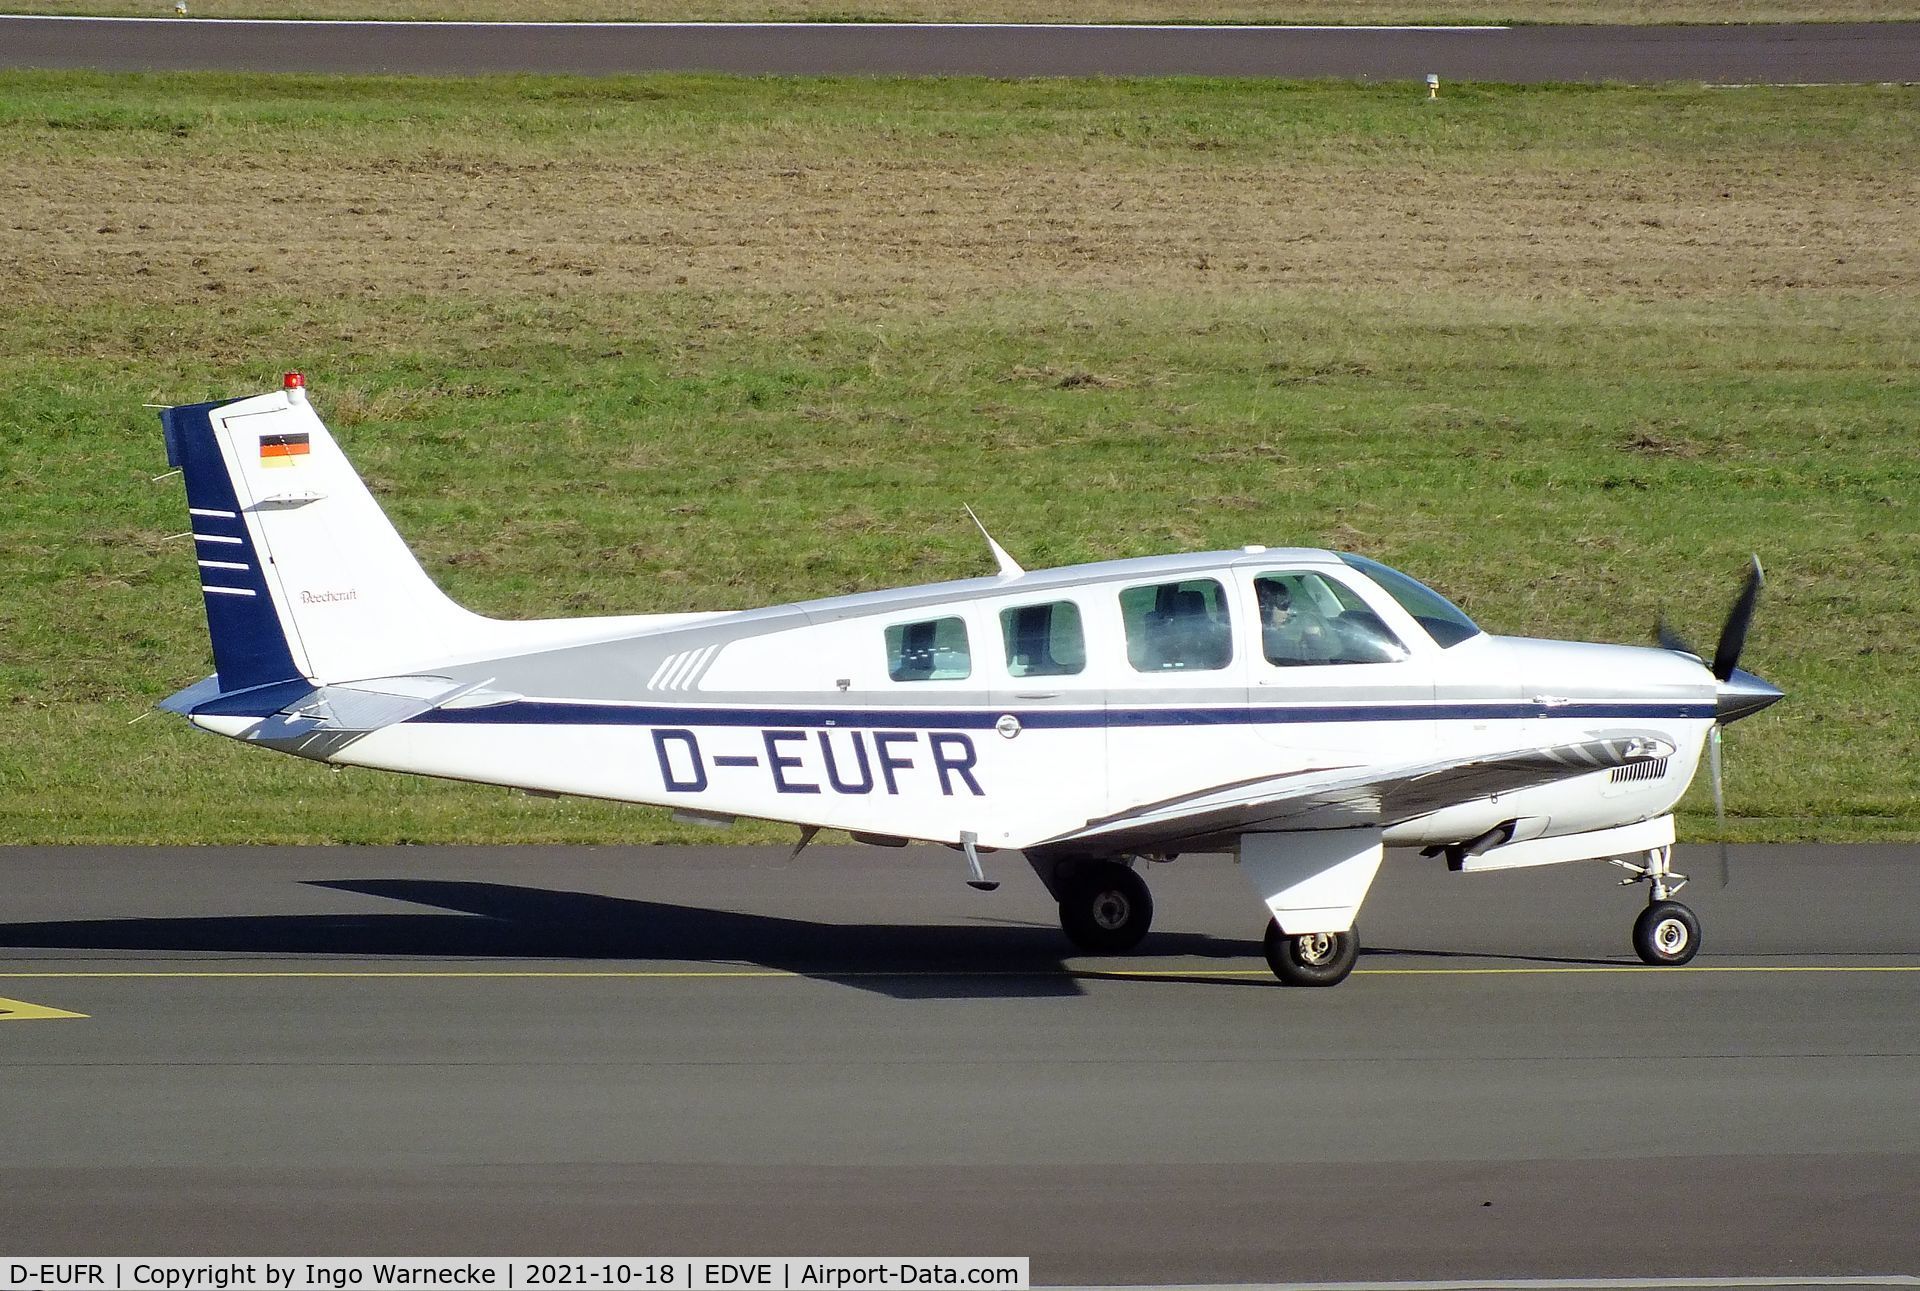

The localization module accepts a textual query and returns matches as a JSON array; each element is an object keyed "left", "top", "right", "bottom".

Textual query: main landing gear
[
  {"left": 1055, "top": 859, "right": 1155, "bottom": 954},
  {"left": 1612, "top": 844, "right": 1701, "bottom": 966},
  {"left": 1264, "top": 921, "right": 1359, "bottom": 987},
  {"left": 1042, "top": 853, "right": 1364, "bottom": 985}
]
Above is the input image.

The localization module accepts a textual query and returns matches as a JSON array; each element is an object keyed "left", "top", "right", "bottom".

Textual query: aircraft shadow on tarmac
[
  {"left": 0, "top": 880, "right": 1636, "bottom": 996},
  {"left": 0, "top": 879, "right": 1285, "bottom": 999}
]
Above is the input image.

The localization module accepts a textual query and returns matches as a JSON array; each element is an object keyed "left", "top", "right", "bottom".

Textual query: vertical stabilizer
[{"left": 161, "top": 377, "right": 487, "bottom": 690}]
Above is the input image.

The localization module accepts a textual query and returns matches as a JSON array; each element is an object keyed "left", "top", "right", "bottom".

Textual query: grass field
[
  {"left": 0, "top": 72, "right": 1915, "bottom": 845},
  {"left": 23, "top": 0, "right": 1920, "bottom": 24}
]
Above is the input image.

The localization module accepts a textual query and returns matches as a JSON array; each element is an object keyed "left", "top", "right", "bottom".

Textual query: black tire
[
  {"left": 1633, "top": 900, "right": 1701, "bottom": 965},
  {"left": 1264, "top": 920, "right": 1359, "bottom": 986},
  {"left": 1058, "top": 862, "right": 1153, "bottom": 953}
]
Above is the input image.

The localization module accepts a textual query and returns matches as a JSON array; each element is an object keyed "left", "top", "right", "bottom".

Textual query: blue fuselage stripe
[{"left": 405, "top": 700, "right": 1714, "bottom": 730}]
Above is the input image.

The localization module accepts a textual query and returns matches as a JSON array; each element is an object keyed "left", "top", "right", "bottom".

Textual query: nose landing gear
[
  {"left": 1634, "top": 901, "right": 1700, "bottom": 965},
  {"left": 1612, "top": 844, "right": 1702, "bottom": 966}
]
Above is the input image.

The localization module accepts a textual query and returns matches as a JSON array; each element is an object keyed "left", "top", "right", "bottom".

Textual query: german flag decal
[{"left": 259, "top": 431, "right": 311, "bottom": 468}]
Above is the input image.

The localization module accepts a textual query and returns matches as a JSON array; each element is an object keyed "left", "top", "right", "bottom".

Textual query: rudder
[{"left": 162, "top": 395, "right": 306, "bottom": 693}]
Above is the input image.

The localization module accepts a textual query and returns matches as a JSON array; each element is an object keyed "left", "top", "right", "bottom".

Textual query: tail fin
[{"left": 161, "top": 376, "right": 484, "bottom": 691}]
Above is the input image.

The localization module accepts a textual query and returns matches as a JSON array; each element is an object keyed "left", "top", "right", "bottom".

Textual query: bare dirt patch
[{"left": 4, "top": 152, "right": 1913, "bottom": 309}]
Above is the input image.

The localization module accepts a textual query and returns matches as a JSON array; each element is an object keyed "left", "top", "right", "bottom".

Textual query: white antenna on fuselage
[{"left": 964, "top": 504, "right": 1025, "bottom": 578}]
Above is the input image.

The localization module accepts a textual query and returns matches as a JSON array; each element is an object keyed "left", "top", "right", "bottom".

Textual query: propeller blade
[
  {"left": 1708, "top": 724, "right": 1730, "bottom": 889},
  {"left": 1711, "top": 555, "right": 1766, "bottom": 682},
  {"left": 1656, "top": 618, "right": 1697, "bottom": 658}
]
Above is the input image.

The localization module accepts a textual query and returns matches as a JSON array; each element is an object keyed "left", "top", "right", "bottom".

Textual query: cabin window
[
  {"left": 1255, "top": 572, "right": 1409, "bottom": 667},
  {"left": 1001, "top": 601, "right": 1086, "bottom": 678},
  {"left": 1338, "top": 552, "right": 1481, "bottom": 648},
  {"left": 1120, "top": 578, "right": 1233, "bottom": 672},
  {"left": 885, "top": 616, "right": 971, "bottom": 681}
]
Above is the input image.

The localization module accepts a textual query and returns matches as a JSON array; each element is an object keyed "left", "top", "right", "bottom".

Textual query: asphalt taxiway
[
  {"left": 2, "top": 16, "right": 1917, "bottom": 82},
  {"left": 1, "top": 843, "right": 1916, "bottom": 1281}
]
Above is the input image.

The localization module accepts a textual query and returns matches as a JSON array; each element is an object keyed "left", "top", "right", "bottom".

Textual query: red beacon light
[{"left": 283, "top": 372, "right": 306, "bottom": 390}]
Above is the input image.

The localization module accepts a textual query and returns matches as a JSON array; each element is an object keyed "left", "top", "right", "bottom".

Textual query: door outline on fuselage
[
  {"left": 1231, "top": 564, "right": 1441, "bottom": 771},
  {"left": 978, "top": 587, "right": 1113, "bottom": 847},
  {"left": 1101, "top": 569, "right": 1257, "bottom": 824}
]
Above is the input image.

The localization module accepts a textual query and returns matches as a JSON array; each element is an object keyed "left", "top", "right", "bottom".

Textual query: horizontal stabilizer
[
  {"left": 284, "top": 676, "right": 523, "bottom": 732},
  {"left": 157, "top": 675, "right": 224, "bottom": 715},
  {"left": 162, "top": 673, "right": 522, "bottom": 749},
  {"left": 285, "top": 677, "right": 464, "bottom": 731}
]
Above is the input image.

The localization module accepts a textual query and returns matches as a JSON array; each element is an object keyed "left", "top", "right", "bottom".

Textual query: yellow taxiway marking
[
  {"left": 0, "top": 993, "right": 88, "bottom": 1020},
  {"left": 0, "top": 965, "right": 1914, "bottom": 982},
  {"left": 1356, "top": 965, "right": 1920, "bottom": 976}
]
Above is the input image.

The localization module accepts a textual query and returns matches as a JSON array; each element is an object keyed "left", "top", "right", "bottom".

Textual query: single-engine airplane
[{"left": 158, "top": 375, "right": 1783, "bottom": 985}]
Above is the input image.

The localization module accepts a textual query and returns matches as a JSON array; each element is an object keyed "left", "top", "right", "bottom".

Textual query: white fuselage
[{"left": 194, "top": 547, "right": 1716, "bottom": 859}]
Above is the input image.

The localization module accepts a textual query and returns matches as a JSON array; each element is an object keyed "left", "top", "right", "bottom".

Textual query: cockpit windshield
[{"left": 1338, "top": 553, "right": 1481, "bottom": 648}]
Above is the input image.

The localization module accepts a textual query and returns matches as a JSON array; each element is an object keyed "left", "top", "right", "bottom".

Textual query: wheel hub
[
  {"left": 1654, "top": 917, "right": 1689, "bottom": 954},
  {"left": 1091, "top": 891, "right": 1131, "bottom": 930},
  {"left": 1296, "top": 932, "right": 1336, "bottom": 965}
]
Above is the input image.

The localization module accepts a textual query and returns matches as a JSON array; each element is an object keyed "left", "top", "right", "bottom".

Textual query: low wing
[{"left": 1044, "top": 731, "right": 1675, "bottom": 854}]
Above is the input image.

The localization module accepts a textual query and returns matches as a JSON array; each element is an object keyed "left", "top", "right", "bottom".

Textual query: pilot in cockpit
[{"left": 1258, "top": 578, "right": 1337, "bottom": 666}]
